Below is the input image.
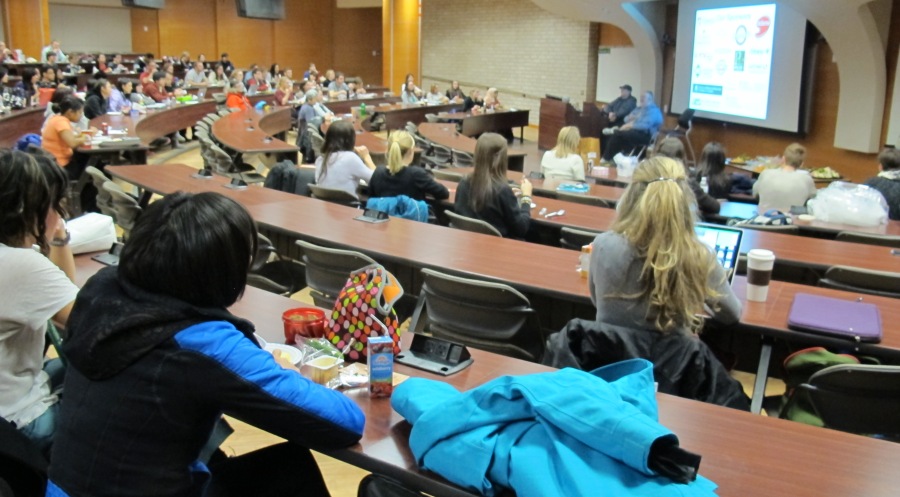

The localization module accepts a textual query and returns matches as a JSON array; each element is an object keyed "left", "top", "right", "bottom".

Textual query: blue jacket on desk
[{"left": 392, "top": 360, "right": 718, "bottom": 497}]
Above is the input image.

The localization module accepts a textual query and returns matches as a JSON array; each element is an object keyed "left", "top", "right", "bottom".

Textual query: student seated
[
  {"left": 368, "top": 131, "right": 449, "bottom": 201},
  {"left": 0, "top": 150, "right": 77, "bottom": 455},
  {"left": 445, "top": 80, "right": 465, "bottom": 103},
  {"left": 590, "top": 156, "right": 741, "bottom": 333},
  {"left": 695, "top": 142, "right": 733, "bottom": 199},
  {"left": 41, "top": 95, "right": 93, "bottom": 180},
  {"left": 107, "top": 78, "right": 133, "bottom": 113},
  {"left": 864, "top": 147, "right": 900, "bottom": 220},
  {"left": 315, "top": 120, "right": 376, "bottom": 199},
  {"left": 38, "top": 64, "right": 58, "bottom": 89},
  {"left": 47, "top": 192, "right": 364, "bottom": 497},
  {"left": 83, "top": 78, "right": 111, "bottom": 120},
  {"left": 401, "top": 81, "right": 420, "bottom": 104},
  {"left": 601, "top": 91, "right": 663, "bottom": 161},
  {"left": 540, "top": 126, "right": 585, "bottom": 181},
  {"left": 424, "top": 84, "right": 446, "bottom": 105},
  {"left": 752, "top": 142, "right": 816, "bottom": 213},
  {"left": 454, "top": 133, "right": 533, "bottom": 238}
]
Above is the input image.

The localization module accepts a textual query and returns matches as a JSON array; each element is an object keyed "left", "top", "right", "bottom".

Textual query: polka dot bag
[{"left": 325, "top": 264, "right": 404, "bottom": 362}]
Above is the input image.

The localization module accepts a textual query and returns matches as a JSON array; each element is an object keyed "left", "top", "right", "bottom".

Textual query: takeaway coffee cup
[{"left": 746, "top": 249, "right": 776, "bottom": 302}]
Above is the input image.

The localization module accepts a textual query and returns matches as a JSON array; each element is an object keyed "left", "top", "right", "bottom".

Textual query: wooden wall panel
[
  {"left": 215, "top": 1, "right": 273, "bottom": 69},
  {"left": 333, "top": 7, "right": 382, "bottom": 86},
  {"left": 273, "top": 0, "right": 335, "bottom": 80},
  {"left": 157, "top": 0, "right": 216, "bottom": 61},
  {"left": 130, "top": 7, "right": 159, "bottom": 56},
  {"left": 598, "top": 22, "right": 632, "bottom": 47},
  {"left": 384, "top": 0, "right": 419, "bottom": 94},
  {"left": 3, "top": 0, "right": 50, "bottom": 58}
]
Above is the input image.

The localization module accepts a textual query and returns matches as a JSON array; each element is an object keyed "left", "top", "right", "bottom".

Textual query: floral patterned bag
[{"left": 325, "top": 264, "right": 404, "bottom": 362}]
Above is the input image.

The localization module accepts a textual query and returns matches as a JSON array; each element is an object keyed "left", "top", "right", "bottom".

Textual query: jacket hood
[{"left": 65, "top": 266, "right": 256, "bottom": 380}]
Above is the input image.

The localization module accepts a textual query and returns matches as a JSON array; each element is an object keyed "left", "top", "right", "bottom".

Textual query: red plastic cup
[{"left": 282, "top": 308, "right": 326, "bottom": 344}]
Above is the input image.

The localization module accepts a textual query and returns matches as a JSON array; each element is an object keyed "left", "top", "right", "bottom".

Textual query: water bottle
[
  {"left": 577, "top": 244, "right": 592, "bottom": 278},
  {"left": 359, "top": 102, "right": 366, "bottom": 120},
  {"left": 700, "top": 176, "right": 709, "bottom": 193}
]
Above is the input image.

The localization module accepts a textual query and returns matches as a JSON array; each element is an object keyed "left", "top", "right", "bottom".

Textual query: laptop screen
[{"left": 694, "top": 223, "right": 742, "bottom": 285}]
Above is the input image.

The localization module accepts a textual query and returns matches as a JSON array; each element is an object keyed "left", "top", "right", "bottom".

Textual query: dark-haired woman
[
  {"left": 454, "top": 132, "right": 533, "bottom": 238},
  {"left": 16, "top": 67, "right": 40, "bottom": 106},
  {"left": 83, "top": 78, "right": 111, "bottom": 120},
  {"left": 314, "top": 119, "right": 376, "bottom": 198},
  {"left": 41, "top": 95, "right": 92, "bottom": 180},
  {"left": 0, "top": 150, "right": 77, "bottom": 454},
  {"left": 695, "top": 142, "right": 733, "bottom": 199},
  {"left": 107, "top": 78, "right": 133, "bottom": 113},
  {"left": 48, "top": 191, "right": 365, "bottom": 497}
]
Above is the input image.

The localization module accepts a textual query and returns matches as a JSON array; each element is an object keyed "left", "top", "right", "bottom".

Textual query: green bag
[{"left": 780, "top": 347, "right": 859, "bottom": 426}]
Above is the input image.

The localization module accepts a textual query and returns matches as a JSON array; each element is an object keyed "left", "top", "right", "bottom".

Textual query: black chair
[
  {"left": 445, "top": 211, "right": 502, "bottom": 237},
  {"left": 835, "top": 231, "right": 900, "bottom": 249},
  {"left": 421, "top": 144, "right": 452, "bottom": 169},
  {"left": 452, "top": 150, "right": 474, "bottom": 167},
  {"left": 295, "top": 240, "right": 377, "bottom": 308},
  {"left": 309, "top": 185, "right": 361, "bottom": 208},
  {"left": 559, "top": 226, "right": 601, "bottom": 250},
  {"left": 780, "top": 364, "right": 900, "bottom": 441},
  {"left": 247, "top": 233, "right": 307, "bottom": 296},
  {"left": 817, "top": 265, "right": 900, "bottom": 299},
  {"left": 410, "top": 268, "right": 545, "bottom": 362}
]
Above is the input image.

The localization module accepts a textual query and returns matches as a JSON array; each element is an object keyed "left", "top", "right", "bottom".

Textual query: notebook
[
  {"left": 787, "top": 293, "right": 882, "bottom": 343},
  {"left": 694, "top": 223, "right": 742, "bottom": 285}
]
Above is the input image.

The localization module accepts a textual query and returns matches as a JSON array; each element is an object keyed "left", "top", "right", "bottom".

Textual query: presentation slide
[
  {"left": 672, "top": 1, "right": 808, "bottom": 133},
  {"left": 689, "top": 4, "right": 776, "bottom": 120}
]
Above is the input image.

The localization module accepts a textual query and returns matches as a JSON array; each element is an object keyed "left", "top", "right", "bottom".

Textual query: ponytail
[{"left": 386, "top": 131, "right": 414, "bottom": 175}]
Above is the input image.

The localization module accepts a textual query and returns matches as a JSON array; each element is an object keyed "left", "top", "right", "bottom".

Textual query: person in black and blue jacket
[{"left": 47, "top": 192, "right": 365, "bottom": 497}]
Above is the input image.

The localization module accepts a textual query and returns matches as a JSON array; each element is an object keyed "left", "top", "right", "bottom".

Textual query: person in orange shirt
[{"left": 41, "top": 96, "right": 92, "bottom": 181}]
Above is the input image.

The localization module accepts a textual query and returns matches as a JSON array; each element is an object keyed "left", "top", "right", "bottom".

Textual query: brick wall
[{"left": 421, "top": 0, "right": 593, "bottom": 125}]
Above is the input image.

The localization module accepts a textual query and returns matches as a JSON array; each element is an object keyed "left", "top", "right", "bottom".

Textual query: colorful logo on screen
[{"left": 756, "top": 16, "right": 772, "bottom": 37}]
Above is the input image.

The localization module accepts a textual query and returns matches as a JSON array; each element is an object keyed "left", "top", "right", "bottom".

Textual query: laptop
[
  {"left": 787, "top": 293, "right": 882, "bottom": 343},
  {"left": 694, "top": 223, "right": 742, "bottom": 285}
]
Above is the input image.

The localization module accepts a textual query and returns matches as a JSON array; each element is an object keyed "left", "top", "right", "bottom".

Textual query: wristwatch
[{"left": 50, "top": 229, "right": 71, "bottom": 247}]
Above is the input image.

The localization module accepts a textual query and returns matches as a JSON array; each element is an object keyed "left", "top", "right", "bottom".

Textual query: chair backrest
[
  {"left": 412, "top": 133, "right": 432, "bottom": 155},
  {"left": 202, "top": 115, "right": 217, "bottom": 127},
  {"left": 741, "top": 224, "right": 801, "bottom": 234},
  {"left": 424, "top": 113, "right": 439, "bottom": 123},
  {"left": 84, "top": 166, "right": 115, "bottom": 219},
  {"left": 445, "top": 210, "right": 502, "bottom": 237},
  {"left": 431, "top": 169, "right": 462, "bottom": 182},
  {"left": 792, "top": 364, "right": 900, "bottom": 440},
  {"left": 308, "top": 184, "right": 360, "bottom": 207},
  {"left": 295, "top": 240, "right": 377, "bottom": 308},
  {"left": 677, "top": 108, "right": 695, "bottom": 130},
  {"left": 836, "top": 231, "right": 900, "bottom": 249},
  {"left": 247, "top": 233, "right": 307, "bottom": 296},
  {"left": 555, "top": 191, "right": 611, "bottom": 208},
  {"left": 102, "top": 181, "right": 141, "bottom": 235},
  {"left": 453, "top": 151, "right": 474, "bottom": 167},
  {"left": 310, "top": 129, "right": 325, "bottom": 158},
  {"left": 431, "top": 143, "right": 452, "bottom": 162},
  {"left": 212, "top": 93, "right": 227, "bottom": 104},
  {"left": 404, "top": 121, "right": 418, "bottom": 135},
  {"left": 410, "top": 268, "right": 544, "bottom": 361},
  {"left": 208, "top": 143, "right": 237, "bottom": 176},
  {"left": 818, "top": 265, "right": 900, "bottom": 298},
  {"left": 559, "top": 226, "right": 601, "bottom": 250}
]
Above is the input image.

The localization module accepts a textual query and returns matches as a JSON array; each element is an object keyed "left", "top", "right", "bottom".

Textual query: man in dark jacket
[{"left": 864, "top": 147, "right": 900, "bottom": 220}]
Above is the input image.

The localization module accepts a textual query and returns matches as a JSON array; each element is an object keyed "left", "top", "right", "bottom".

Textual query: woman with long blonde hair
[
  {"left": 540, "top": 126, "right": 585, "bottom": 181},
  {"left": 367, "top": 130, "right": 448, "bottom": 201},
  {"left": 590, "top": 156, "right": 740, "bottom": 335}
]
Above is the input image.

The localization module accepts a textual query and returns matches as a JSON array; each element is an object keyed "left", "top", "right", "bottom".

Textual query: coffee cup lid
[{"left": 748, "top": 249, "right": 775, "bottom": 260}]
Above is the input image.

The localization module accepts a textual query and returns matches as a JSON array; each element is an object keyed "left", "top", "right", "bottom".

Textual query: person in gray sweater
[
  {"left": 864, "top": 147, "right": 900, "bottom": 220},
  {"left": 589, "top": 156, "right": 741, "bottom": 336}
]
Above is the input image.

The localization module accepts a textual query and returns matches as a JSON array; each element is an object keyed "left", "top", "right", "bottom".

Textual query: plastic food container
[{"left": 301, "top": 355, "right": 343, "bottom": 385}]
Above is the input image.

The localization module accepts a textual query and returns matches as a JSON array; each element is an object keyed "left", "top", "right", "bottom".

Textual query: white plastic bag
[
  {"left": 806, "top": 182, "right": 888, "bottom": 227},
  {"left": 613, "top": 153, "right": 638, "bottom": 178},
  {"left": 68, "top": 213, "right": 117, "bottom": 254}
]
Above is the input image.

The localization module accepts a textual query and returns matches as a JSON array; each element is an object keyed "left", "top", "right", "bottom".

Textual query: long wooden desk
[
  {"left": 436, "top": 109, "right": 530, "bottom": 143},
  {"left": 0, "top": 106, "right": 46, "bottom": 148},
  {"left": 439, "top": 165, "right": 624, "bottom": 204},
  {"left": 73, "top": 253, "right": 900, "bottom": 497},
  {"left": 368, "top": 103, "right": 458, "bottom": 131},
  {"left": 417, "top": 123, "right": 529, "bottom": 172},
  {"left": 76, "top": 256, "right": 900, "bottom": 497},
  {"left": 718, "top": 202, "right": 900, "bottom": 237},
  {"left": 326, "top": 95, "right": 401, "bottom": 115},
  {"left": 211, "top": 107, "right": 298, "bottom": 156}
]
